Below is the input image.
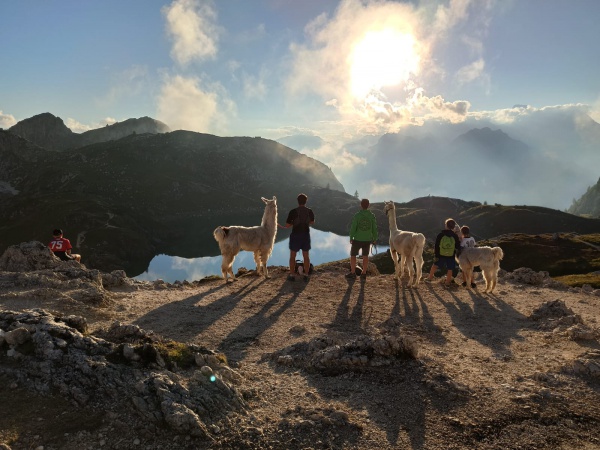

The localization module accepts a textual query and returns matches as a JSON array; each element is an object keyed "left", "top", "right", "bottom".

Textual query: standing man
[
  {"left": 48, "top": 228, "right": 81, "bottom": 262},
  {"left": 346, "top": 198, "right": 378, "bottom": 279},
  {"left": 279, "top": 193, "right": 315, "bottom": 282}
]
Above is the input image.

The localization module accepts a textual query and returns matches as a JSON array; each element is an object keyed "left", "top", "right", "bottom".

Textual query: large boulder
[{"left": 0, "top": 241, "right": 64, "bottom": 272}]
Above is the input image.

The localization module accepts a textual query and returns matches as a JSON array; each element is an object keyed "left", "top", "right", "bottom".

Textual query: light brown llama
[{"left": 213, "top": 196, "right": 277, "bottom": 282}]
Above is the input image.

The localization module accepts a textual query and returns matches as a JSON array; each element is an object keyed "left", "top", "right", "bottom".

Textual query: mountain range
[
  {"left": 1, "top": 112, "right": 599, "bottom": 277},
  {"left": 1, "top": 113, "right": 343, "bottom": 274},
  {"left": 281, "top": 106, "right": 600, "bottom": 211}
]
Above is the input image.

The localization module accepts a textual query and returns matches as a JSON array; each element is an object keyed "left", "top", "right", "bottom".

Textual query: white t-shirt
[{"left": 461, "top": 236, "right": 476, "bottom": 248}]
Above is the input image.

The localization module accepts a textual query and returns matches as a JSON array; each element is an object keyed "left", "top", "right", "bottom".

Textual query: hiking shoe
[
  {"left": 461, "top": 281, "right": 467, "bottom": 287},
  {"left": 287, "top": 274, "right": 295, "bottom": 282},
  {"left": 444, "top": 282, "right": 458, "bottom": 289},
  {"left": 360, "top": 273, "right": 367, "bottom": 280},
  {"left": 345, "top": 272, "right": 357, "bottom": 279},
  {"left": 471, "top": 282, "right": 477, "bottom": 288},
  {"left": 303, "top": 275, "right": 309, "bottom": 282},
  {"left": 424, "top": 278, "right": 434, "bottom": 283}
]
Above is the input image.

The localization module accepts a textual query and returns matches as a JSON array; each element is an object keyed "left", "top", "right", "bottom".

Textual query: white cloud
[
  {"left": 285, "top": 0, "right": 496, "bottom": 135},
  {"left": 156, "top": 74, "right": 236, "bottom": 134},
  {"left": 242, "top": 69, "right": 268, "bottom": 100},
  {"left": 590, "top": 96, "right": 600, "bottom": 124},
  {"left": 163, "top": 0, "right": 220, "bottom": 65},
  {"left": 65, "top": 117, "right": 117, "bottom": 133},
  {"left": 301, "top": 142, "right": 366, "bottom": 175},
  {"left": 455, "top": 58, "right": 486, "bottom": 85},
  {"left": 97, "top": 65, "right": 149, "bottom": 108},
  {"left": 0, "top": 110, "right": 17, "bottom": 128}
]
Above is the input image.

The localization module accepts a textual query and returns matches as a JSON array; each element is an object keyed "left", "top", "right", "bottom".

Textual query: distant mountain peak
[{"left": 8, "top": 113, "right": 170, "bottom": 151}]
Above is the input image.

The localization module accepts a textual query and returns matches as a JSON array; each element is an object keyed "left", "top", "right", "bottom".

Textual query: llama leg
[
  {"left": 253, "top": 251, "right": 262, "bottom": 276},
  {"left": 221, "top": 253, "right": 235, "bottom": 282},
  {"left": 414, "top": 254, "right": 424, "bottom": 286},
  {"left": 391, "top": 249, "right": 400, "bottom": 277},
  {"left": 407, "top": 258, "right": 416, "bottom": 287},
  {"left": 260, "top": 249, "right": 270, "bottom": 278},
  {"left": 482, "top": 269, "right": 490, "bottom": 292},
  {"left": 400, "top": 254, "right": 413, "bottom": 286}
]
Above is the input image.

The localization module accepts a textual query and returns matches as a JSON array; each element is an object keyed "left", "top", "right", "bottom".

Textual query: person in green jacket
[{"left": 346, "top": 198, "right": 378, "bottom": 279}]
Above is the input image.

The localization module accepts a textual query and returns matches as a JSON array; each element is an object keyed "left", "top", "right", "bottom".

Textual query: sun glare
[{"left": 350, "top": 29, "right": 419, "bottom": 99}]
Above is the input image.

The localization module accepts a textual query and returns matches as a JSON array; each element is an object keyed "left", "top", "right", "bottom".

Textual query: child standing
[
  {"left": 459, "top": 225, "right": 477, "bottom": 288},
  {"left": 426, "top": 218, "right": 460, "bottom": 287},
  {"left": 460, "top": 225, "right": 476, "bottom": 249}
]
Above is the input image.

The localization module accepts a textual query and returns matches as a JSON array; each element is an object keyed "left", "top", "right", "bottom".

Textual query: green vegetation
[
  {"left": 554, "top": 273, "right": 600, "bottom": 289},
  {"left": 155, "top": 341, "right": 196, "bottom": 369}
]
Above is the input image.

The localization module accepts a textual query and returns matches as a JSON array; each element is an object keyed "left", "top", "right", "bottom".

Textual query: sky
[{"left": 1, "top": 0, "right": 600, "bottom": 205}]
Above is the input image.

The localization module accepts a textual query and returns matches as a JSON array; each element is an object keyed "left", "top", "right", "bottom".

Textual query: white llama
[
  {"left": 384, "top": 201, "right": 426, "bottom": 287},
  {"left": 213, "top": 196, "right": 277, "bottom": 282},
  {"left": 457, "top": 246, "right": 504, "bottom": 293}
]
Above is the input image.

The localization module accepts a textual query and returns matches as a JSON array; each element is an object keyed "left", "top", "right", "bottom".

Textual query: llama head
[
  {"left": 261, "top": 196, "right": 277, "bottom": 207},
  {"left": 383, "top": 201, "right": 395, "bottom": 215}
]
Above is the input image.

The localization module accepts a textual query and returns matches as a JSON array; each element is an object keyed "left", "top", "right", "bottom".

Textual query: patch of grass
[
  {"left": 155, "top": 341, "right": 196, "bottom": 369},
  {"left": 577, "top": 233, "right": 600, "bottom": 245},
  {"left": 553, "top": 273, "right": 600, "bottom": 289}
]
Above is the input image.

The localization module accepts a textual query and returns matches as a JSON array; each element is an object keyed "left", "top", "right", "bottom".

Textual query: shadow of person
[
  {"left": 434, "top": 287, "right": 527, "bottom": 357},
  {"left": 330, "top": 276, "right": 368, "bottom": 332},
  {"left": 132, "top": 276, "right": 266, "bottom": 341},
  {"left": 218, "top": 278, "right": 307, "bottom": 361}
]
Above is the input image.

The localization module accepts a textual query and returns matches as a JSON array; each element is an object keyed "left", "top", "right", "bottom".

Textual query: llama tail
[
  {"left": 213, "top": 227, "right": 227, "bottom": 244},
  {"left": 492, "top": 247, "right": 504, "bottom": 261}
]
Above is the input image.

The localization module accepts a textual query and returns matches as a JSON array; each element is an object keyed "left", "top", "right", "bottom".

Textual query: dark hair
[
  {"left": 360, "top": 198, "right": 369, "bottom": 209},
  {"left": 445, "top": 219, "right": 456, "bottom": 230},
  {"left": 460, "top": 225, "right": 470, "bottom": 236},
  {"left": 297, "top": 193, "right": 308, "bottom": 205},
  {"left": 53, "top": 229, "right": 63, "bottom": 236}
]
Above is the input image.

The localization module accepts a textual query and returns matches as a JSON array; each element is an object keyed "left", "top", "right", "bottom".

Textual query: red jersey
[{"left": 49, "top": 237, "right": 73, "bottom": 253}]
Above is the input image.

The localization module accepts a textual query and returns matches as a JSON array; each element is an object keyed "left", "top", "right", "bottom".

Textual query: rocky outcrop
[
  {"left": 8, "top": 112, "right": 75, "bottom": 151},
  {"left": 0, "top": 309, "right": 247, "bottom": 439},
  {"left": 0, "top": 241, "right": 132, "bottom": 306}
]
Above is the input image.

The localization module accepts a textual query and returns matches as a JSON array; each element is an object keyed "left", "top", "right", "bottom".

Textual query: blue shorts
[
  {"left": 289, "top": 232, "right": 311, "bottom": 252},
  {"left": 435, "top": 256, "right": 456, "bottom": 271}
]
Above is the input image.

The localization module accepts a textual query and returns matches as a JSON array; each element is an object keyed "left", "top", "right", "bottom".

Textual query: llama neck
[
  {"left": 388, "top": 209, "right": 399, "bottom": 231},
  {"left": 261, "top": 205, "right": 277, "bottom": 235}
]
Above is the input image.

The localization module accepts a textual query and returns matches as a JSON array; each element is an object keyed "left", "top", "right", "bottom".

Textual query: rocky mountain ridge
[{"left": 8, "top": 112, "right": 170, "bottom": 151}]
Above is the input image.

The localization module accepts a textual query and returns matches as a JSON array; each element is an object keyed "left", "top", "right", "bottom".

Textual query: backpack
[
  {"left": 439, "top": 234, "right": 455, "bottom": 257},
  {"left": 295, "top": 260, "right": 314, "bottom": 275}
]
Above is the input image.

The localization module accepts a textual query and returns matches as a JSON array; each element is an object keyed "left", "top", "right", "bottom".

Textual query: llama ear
[
  {"left": 261, "top": 197, "right": 267, "bottom": 203},
  {"left": 272, "top": 196, "right": 276, "bottom": 201}
]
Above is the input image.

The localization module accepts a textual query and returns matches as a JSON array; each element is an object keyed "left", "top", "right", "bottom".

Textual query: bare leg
[
  {"left": 445, "top": 269, "right": 453, "bottom": 285},
  {"left": 427, "top": 264, "right": 438, "bottom": 280},
  {"left": 302, "top": 250, "right": 310, "bottom": 276},
  {"left": 350, "top": 255, "right": 357, "bottom": 274},
  {"left": 289, "top": 250, "right": 297, "bottom": 277},
  {"left": 362, "top": 255, "right": 369, "bottom": 277}
]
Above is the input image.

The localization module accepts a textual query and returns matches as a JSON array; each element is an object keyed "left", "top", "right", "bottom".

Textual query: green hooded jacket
[{"left": 349, "top": 209, "right": 378, "bottom": 242}]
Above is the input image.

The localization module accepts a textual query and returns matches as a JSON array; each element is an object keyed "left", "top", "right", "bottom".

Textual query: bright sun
[{"left": 350, "top": 28, "right": 419, "bottom": 99}]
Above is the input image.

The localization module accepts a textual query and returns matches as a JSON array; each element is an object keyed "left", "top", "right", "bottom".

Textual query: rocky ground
[{"left": 0, "top": 241, "right": 600, "bottom": 450}]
